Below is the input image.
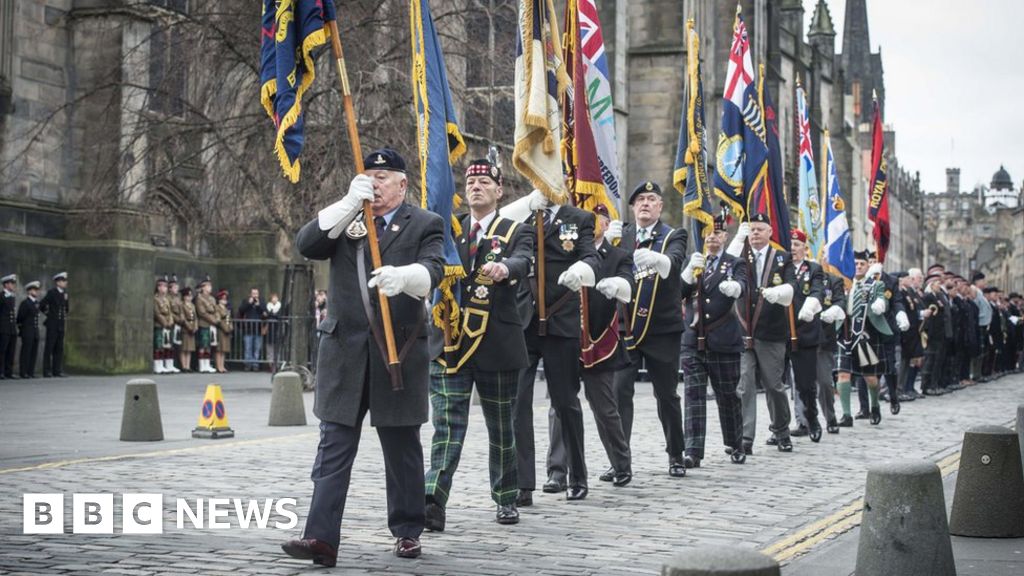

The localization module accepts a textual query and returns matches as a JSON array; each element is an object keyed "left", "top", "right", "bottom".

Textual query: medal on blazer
[
  {"left": 486, "top": 238, "right": 501, "bottom": 262},
  {"left": 773, "top": 273, "right": 783, "bottom": 286},
  {"left": 345, "top": 215, "right": 368, "bottom": 239},
  {"left": 559, "top": 222, "right": 578, "bottom": 251},
  {"left": 824, "top": 287, "right": 833, "bottom": 306},
  {"left": 802, "top": 272, "right": 811, "bottom": 295},
  {"left": 474, "top": 285, "right": 490, "bottom": 300}
]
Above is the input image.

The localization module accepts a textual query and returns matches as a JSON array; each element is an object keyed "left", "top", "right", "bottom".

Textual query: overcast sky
[{"left": 802, "top": 0, "right": 1024, "bottom": 194}]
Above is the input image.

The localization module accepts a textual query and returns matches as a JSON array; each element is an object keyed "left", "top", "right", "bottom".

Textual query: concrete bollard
[
  {"left": 268, "top": 371, "right": 307, "bottom": 426},
  {"left": 855, "top": 460, "right": 955, "bottom": 576},
  {"left": 949, "top": 425, "right": 1024, "bottom": 537},
  {"left": 120, "top": 379, "right": 164, "bottom": 441},
  {"left": 661, "top": 546, "right": 779, "bottom": 576},
  {"left": 1017, "top": 405, "right": 1024, "bottom": 480}
]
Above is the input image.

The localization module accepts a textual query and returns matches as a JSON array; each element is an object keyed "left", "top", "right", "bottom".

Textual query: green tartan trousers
[{"left": 424, "top": 361, "right": 519, "bottom": 507}]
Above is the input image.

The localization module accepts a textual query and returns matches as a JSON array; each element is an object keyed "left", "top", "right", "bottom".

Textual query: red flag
[{"left": 867, "top": 96, "right": 890, "bottom": 262}]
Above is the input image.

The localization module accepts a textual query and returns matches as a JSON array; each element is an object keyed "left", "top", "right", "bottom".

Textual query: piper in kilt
[{"left": 424, "top": 160, "right": 533, "bottom": 529}]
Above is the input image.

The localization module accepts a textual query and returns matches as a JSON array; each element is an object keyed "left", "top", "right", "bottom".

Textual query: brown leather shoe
[
  {"left": 281, "top": 538, "right": 337, "bottom": 567},
  {"left": 394, "top": 537, "right": 422, "bottom": 559}
]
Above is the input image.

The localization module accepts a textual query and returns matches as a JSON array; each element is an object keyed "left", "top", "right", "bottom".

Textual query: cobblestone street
[{"left": 1, "top": 372, "right": 1022, "bottom": 575}]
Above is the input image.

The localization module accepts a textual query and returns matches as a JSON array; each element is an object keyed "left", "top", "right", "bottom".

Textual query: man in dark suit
[
  {"left": 919, "top": 265, "right": 952, "bottom": 396},
  {"left": 0, "top": 274, "right": 17, "bottom": 379},
  {"left": 283, "top": 149, "right": 445, "bottom": 566},
  {"left": 17, "top": 281, "right": 42, "bottom": 378},
  {"left": 613, "top": 181, "right": 689, "bottom": 477},
  {"left": 545, "top": 203, "right": 634, "bottom": 489},
  {"left": 817, "top": 271, "right": 848, "bottom": 433},
  {"left": 39, "top": 272, "right": 69, "bottom": 377},
  {"left": 898, "top": 270, "right": 924, "bottom": 399},
  {"left": 505, "top": 187, "right": 600, "bottom": 502},
  {"left": 728, "top": 212, "right": 797, "bottom": 453},
  {"left": 423, "top": 159, "right": 533, "bottom": 530},
  {"left": 786, "top": 229, "right": 825, "bottom": 442},
  {"left": 680, "top": 215, "right": 747, "bottom": 467}
]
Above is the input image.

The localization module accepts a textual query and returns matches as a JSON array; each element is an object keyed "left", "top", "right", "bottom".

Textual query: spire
[
  {"left": 808, "top": 0, "right": 836, "bottom": 38},
  {"left": 841, "top": 0, "right": 870, "bottom": 59}
]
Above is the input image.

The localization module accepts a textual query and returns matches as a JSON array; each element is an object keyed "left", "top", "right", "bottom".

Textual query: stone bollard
[
  {"left": 949, "top": 425, "right": 1024, "bottom": 537},
  {"left": 120, "top": 379, "right": 164, "bottom": 441},
  {"left": 1017, "top": 405, "right": 1024, "bottom": 480},
  {"left": 855, "top": 460, "right": 955, "bottom": 576},
  {"left": 268, "top": 371, "right": 307, "bottom": 426},
  {"left": 661, "top": 546, "right": 779, "bottom": 576}
]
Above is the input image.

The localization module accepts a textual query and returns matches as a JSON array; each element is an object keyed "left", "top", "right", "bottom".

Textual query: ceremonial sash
[
  {"left": 625, "top": 222, "right": 674, "bottom": 350},
  {"left": 581, "top": 307, "right": 620, "bottom": 368}
]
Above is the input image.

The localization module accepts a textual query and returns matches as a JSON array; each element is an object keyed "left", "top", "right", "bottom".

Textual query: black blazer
[
  {"left": 516, "top": 205, "right": 602, "bottom": 339},
  {"left": 900, "top": 286, "right": 924, "bottom": 358},
  {"left": 681, "top": 252, "right": 747, "bottom": 354},
  {"left": 17, "top": 297, "right": 40, "bottom": 339},
  {"left": 921, "top": 287, "right": 953, "bottom": 343},
  {"left": 820, "top": 273, "right": 847, "bottom": 350},
  {"left": 620, "top": 220, "right": 688, "bottom": 340},
  {"left": 741, "top": 246, "right": 797, "bottom": 342},
  {"left": 296, "top": 202, "right": 445, "bottom": 428},
  {"left": 876, "top": 271, "right": 906, "bottom": 343},
  {"left": 39, "top": 288, "right": 69, "bottom": 331},
  {"left": 583, "top": 240, "right": 633, "bottom": 372},
  {"left": 428, "top": 214, "right": 533, "bottom": 372},
  {"left": 791, "top": 260, "right": 826, "bottom": 349},
  {"left": 0, "top": 292, "right": 14, "bottom": 335}
]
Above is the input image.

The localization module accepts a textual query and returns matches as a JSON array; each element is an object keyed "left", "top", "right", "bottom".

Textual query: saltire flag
[
  {"left": 259, "top": 0, "right": 336, "bottom": 183},
  {"left": 410, "top": 0, "right": 468, "bottom": 333},
  {"left": 578, "top": 0, "right": 622, "bottom": 213},
  {"left": 562, "top": 0, "right": 618, "bottom": 219},
  {"left": 713, "top": 5, "right": 755, "bottom": 219},
  {"left": 867, "top": 94, "right": 890, "bottom": 262},
  {"left": 822, "top": 129, "right": 855, "bottom": 283},
  {"left": 674, "top": 19, "right": 714, "bottom": 252},
  {"left": 514, "top": 0, "right": 570, "bottom": 204},
  {"left": 796, "top": 82, "right": 824, "bottom": 258}
]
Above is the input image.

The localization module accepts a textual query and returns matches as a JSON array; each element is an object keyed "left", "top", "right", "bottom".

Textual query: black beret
[
  {"left": 465, "top": 159, "right": 501, "bottom": 184},
  {"left": 983, "top": 287, "right": 998, "bottom": 294},
  {"left": 628, "top": 180, "right": 662, "bottom": 204},
  {"left": 750, "top": 212, "right": 771, "bottom": 225},
  {"left": 593, "top": 204, "right": 610, "bottom": 218},
  {"left": 971, "top": 270, "right": 985, "bottom": 282},
  {"left": 853, "top": 249, "right": 870, "bottom": 261},
  {"left": 364, "top": 148, "right": 406, "bottom": 173},
  {"left": 894, "top": 271, "right": 908, "bottom": 279}
]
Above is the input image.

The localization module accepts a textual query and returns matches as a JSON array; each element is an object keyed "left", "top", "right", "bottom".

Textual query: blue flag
[
  {"left": 411, "top": 0, "right": 467, "bottom": 333},
  {"left": 675, "top": 19, "right": 713, "bottom": 251},
  {"left": 822, "top": 129, "right": 855, "bottom": 282},
  {"left": 744, "top": 65, "right": 789, "bottom": 252},
  {"left": 259, "top": 0, "right": 336, "bottom": 183},
  {"left": 713, "top": 7, "right": 755, "bottom": 219}
]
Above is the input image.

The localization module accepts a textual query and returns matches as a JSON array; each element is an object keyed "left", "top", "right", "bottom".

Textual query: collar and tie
[
  {"left": 468, "top": 221, "right": 482, "bottom": 260},
  {"left": 374, "top": 215, "right": 387, "bottom": 237}
]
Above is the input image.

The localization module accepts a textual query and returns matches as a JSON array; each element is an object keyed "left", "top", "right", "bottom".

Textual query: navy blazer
[{"left": 681, "top": 251, "right": 747, "bottom": 354}]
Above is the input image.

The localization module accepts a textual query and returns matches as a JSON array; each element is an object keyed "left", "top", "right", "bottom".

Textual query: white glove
[
  {"left": 820, "top": 304, "right": 846, "bottom": 325},
  {"left": 606, "top": 220, "right": 623, "bottom": 242},
  {"left": 866, "top": 263, "right": 883, "bottom": 279},
  {"left": 557, "top": 261, "right": 596, "bottom": 292},
  {"left": 719, "top": 280, "right": 742, "bottom": 299},
  {"left": 762, "top": 283, "right": 794, "bottom": 306},
  {"left": 500, "top": 189, "right": 551, "bottom": 223},
  {"left": 634, "top": 248, "right": 672, "bottom": 279},
  {"left": 725, "top": 222, "right": 750, "bottom": 257},
  {"left": 319, "top": 174, "right": 376, "bottom": 239},
  {"left": 368, "top": 264, "right": 431, "bottom": 298},
  {"left": 1010, "top": 315, "right": 1021, "bottom": 325},
  {"left": 871, "top": 297, "right": 887, "bottom": 315},
  {"left": 798, "top": 296, "right": 821, "bottom": 322},
  {"left": 681, "top": 252, "right": 705, "bottom": 284},
  {"left": 595, "top": 277, "right": 631, "bottom": 303},
  {"left": 896, "top": 310, "right": 910, "bottom": 332}
]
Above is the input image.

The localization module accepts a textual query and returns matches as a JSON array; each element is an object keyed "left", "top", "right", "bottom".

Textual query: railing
[{"left": 221, "top": 316, "right": 316, "bottom": 375}]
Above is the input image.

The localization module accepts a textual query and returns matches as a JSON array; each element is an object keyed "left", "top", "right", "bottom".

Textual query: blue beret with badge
[
  {"left": 628, "top": 180, "right": 662, "bottom": 205},
  {"left": 363, "top": 148, "right": 406, "bottom": 173}
]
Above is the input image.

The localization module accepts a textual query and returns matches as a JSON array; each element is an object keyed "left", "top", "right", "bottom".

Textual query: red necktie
[{"left": 468, "top": 222, "right": 482, "bottom": 260}]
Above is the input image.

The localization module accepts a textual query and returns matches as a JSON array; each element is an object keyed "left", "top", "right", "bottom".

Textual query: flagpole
[
  {"left": 326, "top": 20, "right": 403, "bottom": 391},
  {"left": 821, "top": 128, "right": 829, "bottom": 264},
  {"left": 536, "top": 212, "right": 547, "bottom": 336}
]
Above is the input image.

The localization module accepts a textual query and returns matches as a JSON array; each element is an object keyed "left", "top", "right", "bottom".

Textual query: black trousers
[
  {"left": 514, "top": 331, "right": 587, "bottom": 490},
  {"left": 0, "top": 332, "right": 15, "bottom": 377},
  {"left": 19, "top": 333, "right": 38, "bottom": 377},
  {"left": 790, "top": 348, "right": 820, "bottom": 429},
  {"left": 43, "top": 327, "right": 65, "bottom": 376},
  {"left": 613, "top": 333, "right": 685, "bottom": 457},
  {"left": 302, "top": 386, "right": 424, "bottom": 549}
]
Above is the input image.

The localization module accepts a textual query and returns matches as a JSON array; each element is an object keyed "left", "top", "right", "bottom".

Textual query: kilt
[
  {"left": 153, "top": 328, "right": 171, "bottom": 349},
  {"left": 837, "top": 333, "right": 894, "bottom": 377},
  {"left": 197, "top": 327, "right": 211, "bottom": 350}
]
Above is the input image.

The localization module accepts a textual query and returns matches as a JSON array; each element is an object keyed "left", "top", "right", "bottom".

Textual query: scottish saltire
[
  {"left": 867, "top": 95, "right": 890, "bottom": 262},
  {"left": 410, "top": 0, "right": 468, "bottom": 334},
  {"left": 822, "top": 129, "right": 855, "bottom": 282},
  {"left": 796, "top": 83, "right": 824, "bottom": 258},
  {"left": 743, "top": 65, "right": 790, "bottom": 251},
  {"left": 713, "top": 5, "right": 756, "bottom": 219},
  {"left": 514, "top": 0, "right": 570, "bottom": 204},
  {"left": 259, "top": 0, "right": 336, "bottom": 183},
  {"left": 578, "top": 0, "right": 622, "bottom": 212},
  {"left": 674, "top": 19, "right": 713, "bottom": 251}
]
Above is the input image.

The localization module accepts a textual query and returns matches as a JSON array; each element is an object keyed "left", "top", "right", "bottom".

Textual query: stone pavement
[{"left": 0, "top": 371, "right": 1022, "bottom": 575}]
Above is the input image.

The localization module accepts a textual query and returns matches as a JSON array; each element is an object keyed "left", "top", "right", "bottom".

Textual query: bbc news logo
[{"left": 23, "top": 494, "right": 298, "bottom": 534}]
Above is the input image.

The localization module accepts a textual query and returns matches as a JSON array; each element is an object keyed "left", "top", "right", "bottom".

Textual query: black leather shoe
[
  {"left": 683, "top": 455, "right": 701, "bottom": 469},
  {"left": 612, "top": 471, "right": 632, "bottom": 487},
  {"left": 599, "top": 467, "right": 616, "bottom": 482},
  {"left": 854, "top": 411, "right": 869, "bottom": 420},
  {"left": 826, "top": 418, "right": 840, "bottom": 433},
  {"left": 790, "top": 426, "right": 809, "bottom": 437},
  {"left": 668, "top": 456, "right": 687, "bottom": 477},
  {"left": 424, "top": 502, "right": 445, "bottom": 532},
  {"left": 765, "top": 435, "right": 779, "bottom": 446},
  {"left": 838, "top": 415, "right": 854, "bottom": 427},
  {"left": 496, "top": 504, "right": 519, "bottom": 525},
  {"left": 281, "top": 538, "right": 338, "bottom": 567},
  {"left": 730, "top": 448, "right": 746, "bottom": 464},
  {"left": 542, "top": 476, "right": 566, "bottom": 493},
  {"left": 870, "top": 405, "right": 882, "bottom": 425},
  {"left": 566, "top": 485, "right": 588, "bottom": 501},
  {"left": 809, "top": 425, "right": 822, "bottom": 443},
  {"left": 515, "top": 490, "right": 533, "bottom": 507},
  {"left": 777, "top": 436, "right": 793, "bottom": 452},
  {"left": 394, "top": 537, "right": 422, "bottom": 559},
  {"left": 742, "top": 439, "right": 754, "bottom": 456}
]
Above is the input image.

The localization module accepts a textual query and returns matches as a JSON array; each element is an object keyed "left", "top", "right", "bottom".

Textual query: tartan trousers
[
  {"left": 424, "top": 361, "right": 519, "bottom": 507},
  {"left": 682, "top": 348, "right": 743, "bottom": 458}
]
